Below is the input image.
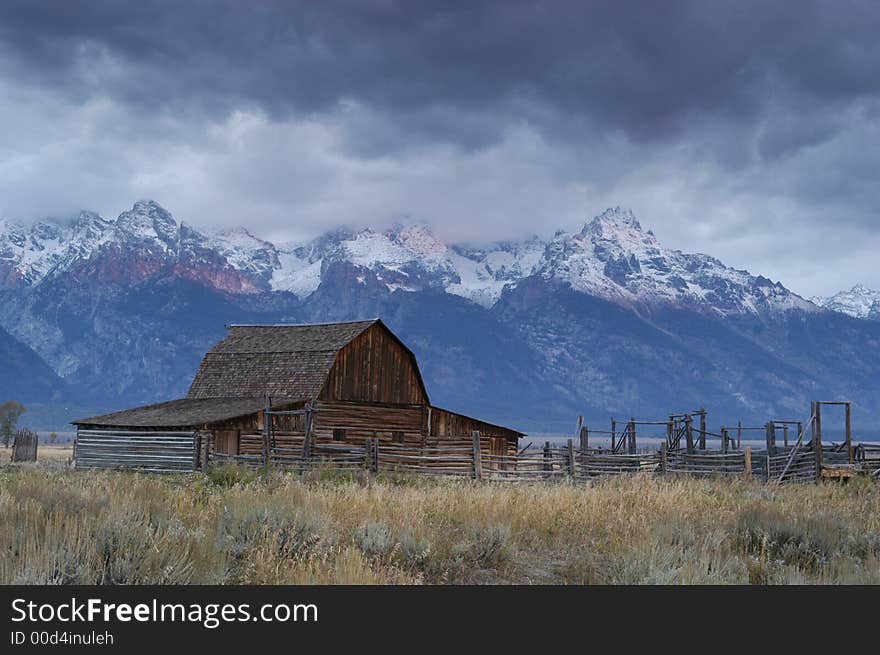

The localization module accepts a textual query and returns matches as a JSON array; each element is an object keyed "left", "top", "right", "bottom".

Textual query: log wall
[{"left": 74, "top": 429, "right": 196, "bottom": 473}]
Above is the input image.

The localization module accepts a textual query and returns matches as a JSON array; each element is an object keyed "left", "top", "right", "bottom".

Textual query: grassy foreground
[{"left": 1, "top": 463, "right": 879, "bottom": 584}]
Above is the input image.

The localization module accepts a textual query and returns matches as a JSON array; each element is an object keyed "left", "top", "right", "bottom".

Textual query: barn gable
[{"left": 319, "top": 322, "right": 429, "bottom": 405}]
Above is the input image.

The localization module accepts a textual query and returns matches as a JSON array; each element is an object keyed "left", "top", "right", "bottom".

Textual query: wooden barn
[{"left": 73, "top": 319, "right": 523, "bottom": 472}]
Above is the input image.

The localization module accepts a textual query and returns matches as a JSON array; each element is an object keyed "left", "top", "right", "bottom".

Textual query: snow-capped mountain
[
  {"left": 0, "top": 201, "right": 257, "bottom": 292},
  {"left": 0, "top": 201, "right": 814, "bottom": 316},
  {"left": 812, "top": 284, "right": 880, "bottom": 320},
  {"left": 536, "top": 207, "right": 814, "bottom": 315},
  {"left": 4, "top": 200, "right": 879, "bottom": 432}
]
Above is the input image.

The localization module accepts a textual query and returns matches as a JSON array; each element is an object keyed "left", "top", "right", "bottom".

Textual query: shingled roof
[
  {"left": 74, "top": 319, "right": 431, "bottom": 429},
  {"left": 186, "top": 319, "right": 383, "bottom": 401},
  {"left": 73, "top": 397, "right": 282, "bottom": 428}
]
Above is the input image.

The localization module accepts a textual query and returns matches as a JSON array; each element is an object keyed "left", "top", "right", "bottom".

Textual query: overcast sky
[{"left": 0, "top": 1, "right": 878, "bottom": 297}]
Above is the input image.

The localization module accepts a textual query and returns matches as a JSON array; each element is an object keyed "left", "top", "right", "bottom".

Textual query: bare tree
[
  {"left": 0, "top": 401, "right": 26, "bottom": 448},
  {"left": 49, "top": 431, "right": 58, "bottom": 444}
]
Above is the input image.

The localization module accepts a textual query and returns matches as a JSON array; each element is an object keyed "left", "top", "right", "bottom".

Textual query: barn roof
[
  {"left": 186, "top": 318, "right": 428, "bottom": 403},
  {"left": 72, "top": 397, "right": 284, "bottom": 428}
]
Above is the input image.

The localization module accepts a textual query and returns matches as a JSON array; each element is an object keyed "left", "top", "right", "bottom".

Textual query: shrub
[
  {"left": 206, "top": 463, "right": 260, "bottom": 488},
  {"left": 453, "top": 525, "right": 513, "bottom": 569},
  {"left": 354, "top": 521, "right": 393, "bottom": 559}
]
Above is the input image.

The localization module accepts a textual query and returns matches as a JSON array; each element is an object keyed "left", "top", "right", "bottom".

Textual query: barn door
[
  {"left": 214, "top": 430, "right": 239, "bottom": 455},
  {"left": 490, "top": 437, "right": 507, "bottom": 470}
]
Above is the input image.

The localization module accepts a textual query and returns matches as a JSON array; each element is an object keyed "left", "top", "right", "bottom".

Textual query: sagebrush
[{"left": 1, "top": 464, "right": 878, "bottom": 584}]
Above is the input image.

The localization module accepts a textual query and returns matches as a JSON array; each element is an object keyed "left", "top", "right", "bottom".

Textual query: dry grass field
[
  {"left": 0, "top": 444, "right": 73, "bottom": 464},
  {"left": 1, "top": 462, "right": 878, "bottom": 585}
]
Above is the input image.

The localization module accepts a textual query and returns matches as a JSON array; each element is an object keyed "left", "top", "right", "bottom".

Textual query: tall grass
[{"left": 1, "top": 463, "right": 878, "bottom": 584}]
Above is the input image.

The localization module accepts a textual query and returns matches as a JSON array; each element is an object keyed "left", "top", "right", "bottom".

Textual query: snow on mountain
[
  {"left": 0, "top": 202, "right": 815, "bottom": 315},
  {"left": 208, "top": 227, "right": 280, "bottom": 283},
  {"left": 0, "top": 210, "right": 115, "bottom": 286},
  {"left": 0, "top": 201, "right": 257, "bottom": 292},
  {"left": 447, "top": 238, "right": 545, "bottom": 307},
  {"left": 812, "top": 284, "right": 880, "bottom": 320},
  {"left": 270, "top": 243, "right": 323, "bottom": 297},
  {"left": 269, "top": 223, "right": 459, "bottom": 297},
  {"left": 537, "top": 207, "right": 814, "bottom": 315}
]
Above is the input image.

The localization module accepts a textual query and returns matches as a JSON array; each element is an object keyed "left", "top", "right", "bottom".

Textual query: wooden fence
[
  {"left": 11, "top": 428, "right": 38, "bottom": 463},
  {"left": 73, "top": 425, "right": 871, "bottom": 485},
  {"left": 856, "top": 444, "right": 880, "bottom": 477},
  {"left": 664, "top": 450, "right": 746, "bottom": 477},
  {"left": 203, "top": 433, "right": 824, "bottom": 485}
]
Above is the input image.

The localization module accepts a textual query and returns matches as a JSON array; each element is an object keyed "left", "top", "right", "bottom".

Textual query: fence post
[
  {"left": 721, "top": 428, "right": 729, "bottom": 453},
  {"left": 300, "top": 403, "right": 314, "bottom": 474},
  {"left": 201, "top": 432, "right": 211, "bottom": 472},
  {"left": 743, "top": 447, "right": 752, "bottom": 477},
  {"left": 699, "top": 409, "right": 707, "bottom": 450},
  {"left": 845, "top": 402, "right": 853, "bottom": 465},
  {"left": 611, "top": 418, "right": 617, "bottom": 452},
  {"left": 814, "top": 402, "right": 823, "bottom": 482},
  {"left": 628, "top": 418, "right": 636, "bottom": 454},
  {"left": 262, "top": 397, "right": 271, "bottom": 467},
  {"left": 660, "top": 442, "right": 668, "bottom": 474},
  {"left": 543, "top": 441, "right": 552, "bottom": 472},
  {"left": 567, "top": 438, "right": 576, "bottom": 477},
  {"left": 737, "top": 421, "right": 742, "bottom": 449},
  {"left": 685, "top": 418, "right": 695, "bottom": 454},
  {"left": 472, "top": 431, "right": 483, "bottom": 481},
  {"left": 666, "top": 421, "right": 673, "bottom": 449},
  {"left": 192, "top": 432, "right": 201, "bottom": 471},
  {"left": 364, "top": 438, "right": 372, "bottom": 472},
  {"left": 579, "top": 426, "right": 589, "bottom": 453}
]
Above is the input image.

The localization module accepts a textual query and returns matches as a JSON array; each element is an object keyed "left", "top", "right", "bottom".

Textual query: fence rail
[{"left": 74, "top": 426, "right": 868, "bottom": 485}]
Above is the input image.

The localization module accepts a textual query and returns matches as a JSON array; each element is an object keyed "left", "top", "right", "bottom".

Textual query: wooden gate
[{"left": 11, "top": 429, "right": 38, "bottom": 462}]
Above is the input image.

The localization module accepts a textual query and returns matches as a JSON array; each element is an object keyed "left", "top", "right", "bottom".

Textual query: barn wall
[
  {"left": 75, "top": 429, "right": 197, "bottom": 473},
  {"left": 311, "top": 400, "right": 426, "bottom": 446},
  {"left": 430, "top": 407, "right": 517, "bottom": 438},
  {"left": 319, "top": 323, "right": 427, "bottom": 405},
  {"left": 205, "top": 403, "right": 309, "bottom": 458},
  {"left": 430, "top": 407, "right": 520, "bottom": 454}
]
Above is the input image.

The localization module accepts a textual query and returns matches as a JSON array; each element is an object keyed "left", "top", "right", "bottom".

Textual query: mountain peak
[
  {"left": 386, "top": 222, "right": 447, "bottom": 257},
  {"left": 131, "top": 199, "right": 171, "bottom": 215},
  {"left": 584, "top": 207, "right": 642, "bottom": 233},
  {"left": 117, "top": 200, "right": 179, "bottom": 245},
  {"left": 814, "top": 283, "right": 880, "bottom": 320}
]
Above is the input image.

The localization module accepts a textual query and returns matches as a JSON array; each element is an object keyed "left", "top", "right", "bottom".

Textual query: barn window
[
  {"left": 393, "top": 431, "right": 404, "bottom": 444},
  {"left": 332, "top": 428, "right": 346, "bottom": 442}
]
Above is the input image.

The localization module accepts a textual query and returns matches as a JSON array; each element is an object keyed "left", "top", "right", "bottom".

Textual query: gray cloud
[{"left": 0, "top": 1, "right": 878, "bottom": 296}]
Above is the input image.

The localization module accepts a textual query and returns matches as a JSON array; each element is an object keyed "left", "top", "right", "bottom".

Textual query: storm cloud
[{"left": 0, "top": 0, "right": 878, "bottom": 296}]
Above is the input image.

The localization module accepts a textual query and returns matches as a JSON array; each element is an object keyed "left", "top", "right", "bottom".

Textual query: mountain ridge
[
  {"left": 812, "top": 284, "right": 880, "bottom": 320},
  {"left": 1, "top": 201, "right": 818, "bottom": 316},
  {"left": 1, "top": 201, "right": 877, "bottom": 432}
]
